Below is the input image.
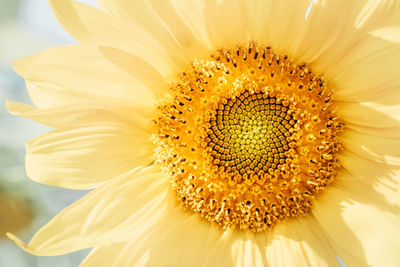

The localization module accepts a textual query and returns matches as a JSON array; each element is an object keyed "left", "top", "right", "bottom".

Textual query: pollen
[{"left": 153, "top": 43, "right": 344, "bottom": 232}]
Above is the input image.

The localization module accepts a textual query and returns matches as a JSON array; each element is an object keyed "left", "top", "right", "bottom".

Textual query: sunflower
[{"left": 6, "top": 0, "right": 400, "bottom": 266}]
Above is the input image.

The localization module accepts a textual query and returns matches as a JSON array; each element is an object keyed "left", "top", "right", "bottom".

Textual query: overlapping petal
[
  {"left": 313, "top": 171, "right": 400, "bottom": 266},
  {"left": 8, "top": 167, "right": 168, "bottom": 255},
  {"left": 6, "top": 101, "right": 154, "bottom": 189},
  {"left": 342, "top": 129, "right": 400, "bottom": 166},
  {"left": 332, "top": 27, "right": 400, "bottom": 102},
  {"left": 340, "top": 150, "right": 400, "bottom": 207},
  {"left": 13, "top": 45, "right": 160, "bottom": 108},
  {"left": 98, "top": 0, "right": 211, "bottom": 64},
  {"left": 49, "top": 0, "right": 208, "bottom": 77},
  {"left": 255, "top": 216, "right": 340, "bottom": 267}
]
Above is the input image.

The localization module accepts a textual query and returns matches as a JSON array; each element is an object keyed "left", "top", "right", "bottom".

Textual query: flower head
[{"left": 7, "top": 0, "right": 400, "bottom": 266}]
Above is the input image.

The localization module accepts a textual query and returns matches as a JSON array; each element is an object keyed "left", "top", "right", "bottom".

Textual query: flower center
[
  {"left": 206, "top": 92, "right": 295, "bottom": 177},
  {"left": 154, "top": 43, "right": 343, "bottom": 232}
]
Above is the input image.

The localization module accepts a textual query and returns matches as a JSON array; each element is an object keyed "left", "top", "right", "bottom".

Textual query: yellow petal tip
[
  {"left": 7, "top": 232, "right": 43, "bottom": 255},
  {"left": 5, "top": 100, "right": 35, "bottom": 116},
  {"left": 7, "top": 233, "right": 29, "bottom": 250},
  {"left": 12, "top": 57, "right": 29, "bottom": 75},
  {"left": 5, "top": 100, "right": 13, "bottom": 111}
]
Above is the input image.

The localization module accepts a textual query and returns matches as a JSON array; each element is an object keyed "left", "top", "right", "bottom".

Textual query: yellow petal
[
  {"left": 98, "top": 0, "right": 174, "bottom": 44},
  {"left": 6, "top": 100, "right": 154, "bottom": 130},
  {"left": 244, "top": 0, "right": 376, "bottom": 86},
  {"left": 204, "top": 0, "right": 307, "bottom": 55},
  {"left": 289, "top": 0, "right": 357, "bottom": 64},
  {"left": 231, "top": 232, "right": 265, "bottom": 267},
  {"left": 80, "top": 244, "right": 126, "bottom": 267},
  {"left": 98, "top": 47, "right": 168, "bottom": 99},
  {"left": 339, "top": 150, "right": 400, "bottom": 208},
  {"left": 255, "top": 215, "right": 339, "bottom": 267},
  {"left": 287, "top": 0, "right": 365, "bottom": 71},
  {"left": 8, "top": 167, "right": 168, "bottom": 256},
  {"left": 313, "top": 171, "right": 400, "bottom": 266},
  {"left": 298, "top": 1, "right": 400, "bottom": 87},
  {"left": 161, "top": 0, "right": 212, "bottom": 49},
  {"left": 346, "top": 124, "right": 400, "bottom": 139},
  {"left": 88, "top": 191, "right": 243, "bottom": 266},
  {"left": 337, "top": 101, "right": 400, "bottom": 138},
  {"left": 13, "top": 45, "right": 155, "bottom": 109},
  {"left": 202, "top": 0, "right": 251, "bottom": 48},
  {"left": 200, "top": 229, "right": 240, "bottom": 267},
  {"left": 338, "top": 101, "right": 400, "bottom": 129},
  {"left": 84, "top": 197, "right": 337, "bottom": 266},
  {"left": 332, "top": 27, "right": 400, "bottom": 102},
  {"left": 110, "top": 211, "right": 231, "bottom": 267},
  {"left": 355, "top": 0, "right": 400, "bottom": 30},
  {"left": 48, "top": 0, "right": 91, "bottom": 43},
  {"left": 342, "top": 129, "right": 400, "bottom": 166},
  {"left": 49, "top": 0, "right": 175, "bottom": 77},
  {"left": 24, "top": 113, "right": 153, "bottom": 189},
  {"left": 139, "top": 0, "right": 208, "bottom": 51},
  {"left": 98, "top": 0, "right": 210, "bottom": 69},
  {"left": 371, "top": 26, "right": 400, "bottom": 43},
  {"left": 246, "top": 0, "right": 363, "bottom": 76},
  {"left": 142, "top": 0, "right": 211, "bottom": 65}
]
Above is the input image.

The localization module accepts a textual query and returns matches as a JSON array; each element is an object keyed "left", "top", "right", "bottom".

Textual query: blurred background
[{"left": 0, "top": 0, "right": 97, "bottom": 266}]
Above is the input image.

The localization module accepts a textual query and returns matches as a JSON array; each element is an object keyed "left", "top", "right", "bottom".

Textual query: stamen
[{"left": 153, "top": 43, "right": 343, "bottom": 232}]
